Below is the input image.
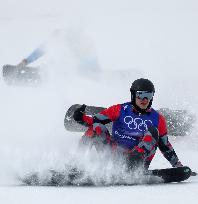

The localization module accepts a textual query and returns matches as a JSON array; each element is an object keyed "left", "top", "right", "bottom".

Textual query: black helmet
[
  {"left": 130, "top": 78, "right": 155, "bottom": 93},
  {"left": 130, "top": 78, "right": 155, "bottom": 113}
]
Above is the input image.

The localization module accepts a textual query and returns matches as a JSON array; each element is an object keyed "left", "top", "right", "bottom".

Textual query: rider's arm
[
  {"left": 25, "top": 46, "right": 45, "bottom": 64},
  {"left": 158, "top": 114, "right": 183, "bottom": 167},
  {"left": 18, "top": 45, "right": 45, "bottom": 66},
  {"left": 83, "top": 104, "right": 122, "bottom": 126}
]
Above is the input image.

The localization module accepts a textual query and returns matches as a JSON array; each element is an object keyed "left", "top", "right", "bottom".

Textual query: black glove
[{"left": 73, "top": 104, "right": 86, "bottom": 122}]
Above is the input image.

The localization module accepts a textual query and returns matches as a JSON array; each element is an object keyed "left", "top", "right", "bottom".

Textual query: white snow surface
[{"left": 0, "top": 0, "right": 198, "bottom": 203}]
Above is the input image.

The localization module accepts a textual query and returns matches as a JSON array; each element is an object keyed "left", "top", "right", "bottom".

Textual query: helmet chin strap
[{"left": 131, "top": 92, "right": 153, "bottom": 114}]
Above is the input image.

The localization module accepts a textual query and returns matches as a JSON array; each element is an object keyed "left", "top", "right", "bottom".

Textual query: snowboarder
[{"left": 73, "top": 78, "right": 186, "bottom": 171}]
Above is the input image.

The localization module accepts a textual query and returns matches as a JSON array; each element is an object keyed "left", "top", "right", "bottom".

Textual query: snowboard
[
  {"left": 2, "top": 64, "right": 41, "bottom": 85},
  {"left": 20, "top": 166, "right": 192, "bottom": 186},
  {"left": 64, "top": 104, "right": 195, "bottom": 136}
]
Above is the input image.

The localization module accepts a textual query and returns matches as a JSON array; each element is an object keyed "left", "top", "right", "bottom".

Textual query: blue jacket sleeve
[{"left": 26, "top": 46, "right": 45, "bottom": 64}]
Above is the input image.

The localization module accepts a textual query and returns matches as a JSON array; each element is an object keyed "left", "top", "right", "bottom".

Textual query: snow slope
[{"left": 0, "top": 0, "right": 198, "bottom": 203}]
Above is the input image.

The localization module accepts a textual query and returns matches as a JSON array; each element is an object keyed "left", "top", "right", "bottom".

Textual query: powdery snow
[{"left": 0, "top": 0, "right": 198, "bottom": 203}]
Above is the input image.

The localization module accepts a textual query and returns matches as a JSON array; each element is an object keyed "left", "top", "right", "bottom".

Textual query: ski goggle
[{"left": 135, "top": 91, "right": 154, "bottom": 100}]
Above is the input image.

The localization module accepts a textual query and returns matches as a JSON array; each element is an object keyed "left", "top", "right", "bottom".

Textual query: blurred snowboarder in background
[
  {"left": 73, "top": 78, "right": 190, "bottom": 172},
  {"left": 2, "top": 44, "right": 45, "bottom": 85}
]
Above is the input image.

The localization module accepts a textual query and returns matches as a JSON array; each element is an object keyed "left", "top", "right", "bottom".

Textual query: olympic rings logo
[{"left": 124, "top": 116, "right": 153, "bottom": 131}]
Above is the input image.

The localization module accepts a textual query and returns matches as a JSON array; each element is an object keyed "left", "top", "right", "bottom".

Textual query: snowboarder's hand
[
  {"left": 73, "top": 104, "right": 86, "bottom": 122},
  {"left": 18, "top": 59, "right": 28, "bottom": 67},
  {"left": 173, "top": 161, "right": 183, "bottom": 167},
  {"left": 174, "top": 162, "right": 197, "bottom": 176}
]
